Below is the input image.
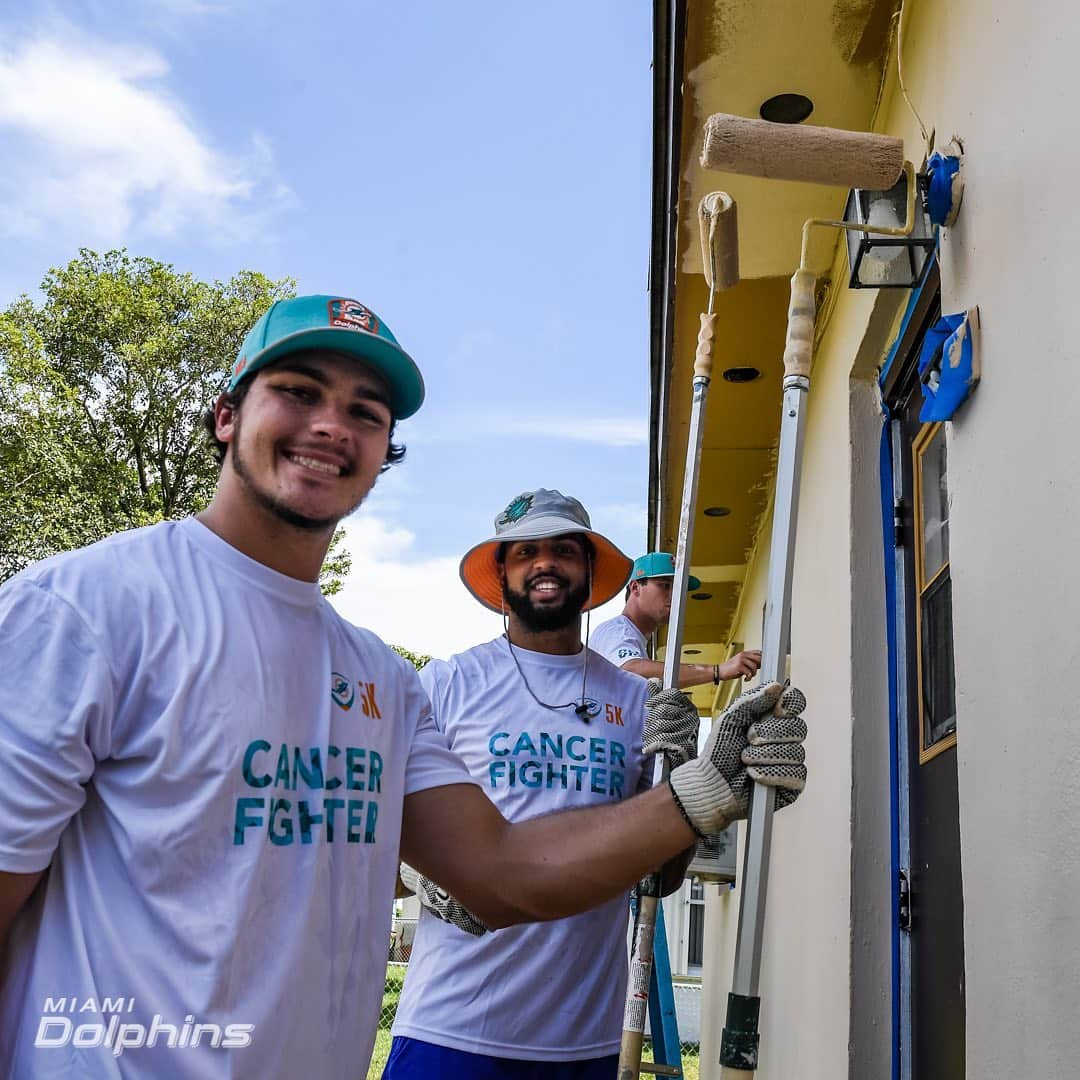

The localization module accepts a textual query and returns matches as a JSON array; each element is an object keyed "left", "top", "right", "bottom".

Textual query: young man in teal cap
[
  {"left": 590, "top": 552, "right": 762, "bottom": 688},
  {"left": 0, "top": 297, "right": 808, "bottom": 1078}
]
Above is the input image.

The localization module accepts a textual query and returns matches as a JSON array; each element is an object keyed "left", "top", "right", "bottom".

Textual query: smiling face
[
  {"left": 499, "top": 535, "right": 591, "bottom": 633},
  {"left": 213, "top": 350, "right": 393, "bottom": 535}
]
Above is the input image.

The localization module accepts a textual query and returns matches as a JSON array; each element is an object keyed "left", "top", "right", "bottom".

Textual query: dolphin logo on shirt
[{"left": 331, "top": 672, "right": 355, "bottom": 711}]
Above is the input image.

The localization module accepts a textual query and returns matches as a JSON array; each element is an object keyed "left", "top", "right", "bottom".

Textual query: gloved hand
[
  {"left": 643, "top": 679, "right": 700, "bottom": 768},
  {"left": 398, "top": 863, "right": 489, "bottom": 937},
  {"left": 668, "top": 682, "right": 807, "bottom": 837}
]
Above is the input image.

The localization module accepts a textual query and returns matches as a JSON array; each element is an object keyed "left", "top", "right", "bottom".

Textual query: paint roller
[
  {"left": 698, "top": 114, "right": 915, "bottom": 1079},
  {"left": 616, "top": 190, "right": 738, "bottom": 1080}
]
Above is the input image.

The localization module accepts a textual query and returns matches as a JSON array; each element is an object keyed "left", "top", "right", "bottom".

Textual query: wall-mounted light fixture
[{"left": 844, "top": 170, "right": 935, "bottom": 289}]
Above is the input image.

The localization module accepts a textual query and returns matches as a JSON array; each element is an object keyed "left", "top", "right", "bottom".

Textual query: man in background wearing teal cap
[
  {"left": 590, "top": 552, "right": 762, "bottom": 690},
  {"left": 0, "top": 296, "right": 808, "bottom": 1078}
]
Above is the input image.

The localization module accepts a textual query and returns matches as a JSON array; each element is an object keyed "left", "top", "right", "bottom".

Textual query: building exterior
[{"left": 648, "top": 2, "right": 1080, "bottom": 1078}]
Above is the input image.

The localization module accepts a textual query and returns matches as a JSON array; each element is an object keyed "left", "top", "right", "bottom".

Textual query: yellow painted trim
[
  {"left": 912, "top": 422, "right": 957, "bottom": 765},
  {"left": 920, "top": 729, "right": 957, "bottom": 764},
  {"left": 922, "top": 559, "right": 950, "bottom": 596}
]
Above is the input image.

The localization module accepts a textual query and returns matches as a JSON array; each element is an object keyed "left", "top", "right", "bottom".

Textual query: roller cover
[
  {"left": 699, "top": 191, "right": 740, "bottom": 290},
  {"left": 702, "top": 113, "right": 903, "bottom": 191}
]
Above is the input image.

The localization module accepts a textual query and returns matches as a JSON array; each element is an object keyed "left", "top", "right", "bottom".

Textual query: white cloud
[
  {"left": 329, "top": 512, "right": 627, "bottom": 662},
  {"left": 329, "top": 513, "right": 504, "bottom": 661},
  {"left": 0, "top": 28, "right": 288, "bottom": 241}
]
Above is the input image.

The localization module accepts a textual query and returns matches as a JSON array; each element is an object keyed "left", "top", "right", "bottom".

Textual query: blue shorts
[{"left": 381, "top": 1036, "right": 620, "bottom": 1080}]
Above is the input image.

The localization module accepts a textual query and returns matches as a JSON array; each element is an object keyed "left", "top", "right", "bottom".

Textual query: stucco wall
[
  {"left": 696, "top": 5, "right": 1080, "bottom": 1075},
  {"left": 878, "top": 1, "right": 1080, "bottom": 1075}
]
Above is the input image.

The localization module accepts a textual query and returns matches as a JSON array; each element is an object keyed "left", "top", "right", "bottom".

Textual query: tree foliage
[
  {"left": 0, "top": 249, "right": 350, "bottom": 594},
  {"left": 390, "top": 646, "right": 433, "bottom": 672}
]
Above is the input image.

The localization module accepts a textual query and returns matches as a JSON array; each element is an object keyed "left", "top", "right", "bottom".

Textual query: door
[{"left": 886, "top": 284, "right": 966, "bottom": 1080}]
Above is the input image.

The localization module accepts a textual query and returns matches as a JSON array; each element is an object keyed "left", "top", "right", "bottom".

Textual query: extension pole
[
  {"left": 619, "top": 193, "right": 738, "bottom": 1080},
  {"left": 697, "top": 111, "right": 913, "bottom": 1076},
  {"left": 717, "top": 266, "right": 814, "bottom": 1078}
]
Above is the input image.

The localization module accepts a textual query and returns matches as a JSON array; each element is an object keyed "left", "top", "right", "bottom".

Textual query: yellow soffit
[
  {"left": 657, "top": 0, "right": 897, "bottom": 657},
  {"left": 680, "top": 0, "right": 898, "bottom": 281}
]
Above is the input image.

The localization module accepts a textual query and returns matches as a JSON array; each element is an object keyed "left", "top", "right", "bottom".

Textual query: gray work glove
[
  {"left": 399, "top": 863, "right": 489, "bottom": 938},
  {"left": 643, "top": 679, "right": 700, "bottom": 768},
  {"left": 669, "top": 682, "right": 808, "bottom": 837}
]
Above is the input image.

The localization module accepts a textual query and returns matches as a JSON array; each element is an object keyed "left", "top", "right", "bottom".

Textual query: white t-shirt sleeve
[
  {"left": 0, "top": 579, "right": 115, "bottom": 873},
  {"left": 404, "top": 657, "right": 476, "bottom": 796},
  {"left": 591, "top": 617, "right": 646, "bottom": 667}
]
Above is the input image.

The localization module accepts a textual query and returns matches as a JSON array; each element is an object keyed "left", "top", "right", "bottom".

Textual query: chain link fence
[
  {"left": 367, "top": 959, "right": 701, "bottom": 1079},
  {"left": 367, "top": 962, "right": 407, "bottom": 1078}
]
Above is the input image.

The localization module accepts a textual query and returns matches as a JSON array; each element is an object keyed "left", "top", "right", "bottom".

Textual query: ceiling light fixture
[
  {"left": 722, "top": 367, "right": 761, "bottom": 383},
  {"left": 759, "top": 93, "right": 814, "bottom": 125}
]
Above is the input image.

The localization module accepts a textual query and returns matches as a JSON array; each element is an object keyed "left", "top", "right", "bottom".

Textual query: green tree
[
  {"left": 390, "top": 646, "right": 432, "bottom": 672},
  {"left": 0, "top": 249, "right": 350, "bottom": 594}
]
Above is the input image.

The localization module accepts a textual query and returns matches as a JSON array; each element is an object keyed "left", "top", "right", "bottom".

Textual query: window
[
  {"left": 913, "top": 423, "right": 958, "bottom": 761},
  {"left": 687, "top": 878, "right": 705, "bottom": 971}
]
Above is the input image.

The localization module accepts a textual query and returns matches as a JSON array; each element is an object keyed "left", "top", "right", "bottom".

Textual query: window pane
[
  {"left": 920, "top": 426, "right": 949, "bottom": 581},
  {"left": 921, "top": 573, "right": 957, "bottom": 747},
  {"left": 688, "top": 902, "right": 704, "bottom": 968}
]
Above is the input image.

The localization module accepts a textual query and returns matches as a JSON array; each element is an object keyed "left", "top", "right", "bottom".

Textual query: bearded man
[{"left": 386, "top": 490, "right": 744, "bottom": 1079}]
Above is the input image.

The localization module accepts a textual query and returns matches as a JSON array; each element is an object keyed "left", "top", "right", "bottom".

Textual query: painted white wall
[
  {"left": 691, "top": 4, "right": 1080, "bottom": 1075},
  {"left": 878, "top": 2, "right": 1080, "bottom": 1075}
]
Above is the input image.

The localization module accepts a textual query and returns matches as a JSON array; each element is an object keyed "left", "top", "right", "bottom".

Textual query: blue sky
[{"left": 0, "top": 0, "right": 654, "bottom": 656}]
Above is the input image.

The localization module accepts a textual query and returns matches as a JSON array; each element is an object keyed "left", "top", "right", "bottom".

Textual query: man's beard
[
  {"left": 502, "top": 574, "right": 590, "bottom": 632},
  {"left": 230, "top": 432, "right": 358, "bottom": 533}
]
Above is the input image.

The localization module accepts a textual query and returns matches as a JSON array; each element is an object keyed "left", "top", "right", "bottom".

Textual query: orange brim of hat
[{"left": 460, "top": 533, "right": 633, "bottom": 614}]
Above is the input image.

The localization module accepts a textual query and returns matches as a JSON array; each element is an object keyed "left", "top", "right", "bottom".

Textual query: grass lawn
[{"left": 641, "top": 1042, "right": 701, "bottom": 1080}]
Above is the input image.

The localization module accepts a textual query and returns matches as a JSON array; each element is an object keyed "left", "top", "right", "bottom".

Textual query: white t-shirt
[
  {"left": 0, "top": 519, "right": 475, "bottom": 1079},
  {"left": 589, "top": 613, "right": 649, "bottom": 669},
  {"left": 391, "top": 636, "right": 651, "bottom": 1061}
]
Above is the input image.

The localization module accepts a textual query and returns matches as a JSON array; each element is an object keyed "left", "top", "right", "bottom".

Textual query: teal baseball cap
[
  {"left": 228, "top": 295, "right": 424, "bottom": 419},
  {"left": 631, "top": 552, "right": 701, "bottom": 591}
]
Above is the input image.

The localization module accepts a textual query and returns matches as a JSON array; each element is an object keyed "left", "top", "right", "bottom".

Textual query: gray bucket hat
[{"left": 459, "top": 489, "right": 633, "bottom": 613}]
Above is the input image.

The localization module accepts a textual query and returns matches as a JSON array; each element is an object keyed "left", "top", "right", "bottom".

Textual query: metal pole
[
  {"left": 618, "top": 368, "right": 711, "bottom": 1080},
  {"left": 718, "top": 376, "right": 809, "bottom": 1075},
  {"left": 719, "top": 263, "right": 816, "bottom": 1076},
  {"left": 622, "top": 190, "right": 737, "bottom": 1080}
]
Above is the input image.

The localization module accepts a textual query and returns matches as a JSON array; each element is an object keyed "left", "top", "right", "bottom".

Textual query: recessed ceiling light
[
  {"left": 722, "top": 367, "right": 761, "bottom": 383},
  {"left": 759, "top": 93, "right": 814, "bottom": 125},
  {"left": 683, "top": 648, "right": 702, "bottom": 655},
  {"left": 703, "top": 506, "right": 731, "bottom": 517},
  {"left": 691, "top": 592, "right": 713, "bottom": 601}
]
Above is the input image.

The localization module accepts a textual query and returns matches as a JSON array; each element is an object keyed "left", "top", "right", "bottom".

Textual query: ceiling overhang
[{"left": 649, "top": 0, "right": 900, "bottom": 710}]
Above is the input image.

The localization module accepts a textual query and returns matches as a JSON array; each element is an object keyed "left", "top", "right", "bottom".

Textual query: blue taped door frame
[{"left": 881, "top": 259, "right": 966, "bottom": 1080}]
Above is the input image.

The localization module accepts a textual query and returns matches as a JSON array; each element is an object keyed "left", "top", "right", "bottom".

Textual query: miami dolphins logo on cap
[
  {"left": 497, "top": 493, "right": 534, "bottom": 526},
  {"left": 331, "top": 672, "right": 355, "bottom": 711},
  {"left": 327, "top": 298, "right": 380, "bottom": 334}
]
